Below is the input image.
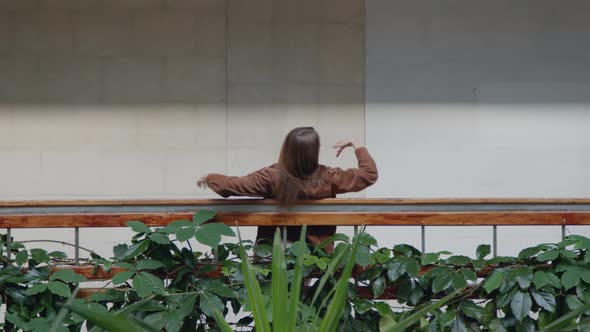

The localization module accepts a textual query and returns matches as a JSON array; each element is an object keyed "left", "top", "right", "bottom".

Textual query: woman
[{"left": 197, "top": 127, "right": 378, "bottom": 251}]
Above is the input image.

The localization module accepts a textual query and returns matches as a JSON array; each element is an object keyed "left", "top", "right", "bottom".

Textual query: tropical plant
[{"left": 4, "top": 213, "right": 590, "bottom": 331}]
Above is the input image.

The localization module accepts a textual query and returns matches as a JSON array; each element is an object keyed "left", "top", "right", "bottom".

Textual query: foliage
[{"left": 4, "top": 214, "right": 590, "bottom": 331}]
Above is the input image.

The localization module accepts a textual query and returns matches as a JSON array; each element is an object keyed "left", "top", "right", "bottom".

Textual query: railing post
[
  {"left": 492, "top": 225, "right": 497, "bottom": 258},
  {"left": 6, "top": 227, "right": 11, "bottom": 261},
  {"left": 561, "top": 224, "right": 566, "bottom": 241},
  {"left": 420, "top": 225, "right": 426, "bottom": 253},
  {"left": 74, "top": 227, "right": 80, "bottom": 265},
  {"left": 282, "top": 226, "right": 287, "bottom": 250}
]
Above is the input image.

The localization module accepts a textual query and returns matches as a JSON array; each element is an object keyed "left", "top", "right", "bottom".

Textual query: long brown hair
[{"left": 275, "top": 127, "right": 320, "bottom": 206}]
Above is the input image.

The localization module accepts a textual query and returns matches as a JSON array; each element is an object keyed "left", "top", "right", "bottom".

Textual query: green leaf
[
  {"left": 150, "top": 232, "right": 171, "bottom": 244},
  {"left": 132, "top": 272, "right": 164, "bottom": 297},
  {"left": 136, "top": 259, "right": 164, "bottom": 271},
  {"left": 446, "top": 255, "right": 471, "bottom": 266},
  {"left": 409, "top": 283, "right": 424, "bottom": 305},
  {"left": 239, "top": 230, "right": 271, "bottom": 332},
  {"left": 531, "top": 289, "right": 556, "bottom": 312},
  {"left": 546, "top": 272, "right": 561, "bottom": 288},
  {"left": 421, "top": 253, "right": 440, "bottom": 265},
  {"left": 67, "top": 302, "right": 158, "bottom": 332},
  {"left": 124, "top": 239, "right": 150, "bottom": 258},
  {"left": 355, "top": 244, "right": 371, "bottom": 266},
  {"left": 380, "top": 312, "right": 397, "bottom": 332},
  {"left": 128, "top": 221, "right": 152, "bottom": 233},
  {"left": 372, "top": 276, "right": 386, "bottom": 298},
  {"left": 176, "top": 294, "right": 197, "bottom": 318},
  {"left": 198, "top": 279, "right": 237, "bottom": 298},
  {"left": 210, "top": 309, "right": 234, "bottom": 332},
  {"left": 559, "top": 249, "right": 578, "bottom": 259},
  {"left": 451, "top": 315, "right": 468, "bottom": 332},
  {"left": 433, "top": 273, "right": 453, "bottom": 294},
  {"left": 176, "top": 227, "right": 196, "bottom": 242},
  {"left": 385, "top": 258, "right": 405, "bottom": 282},
  {"left": 353, "top": 298, "right": 373, "bottom": 314},
  {"left": 193, "top": 210, "right": 216, "bottom": 225},
  {"left": 195, "top": 227, "right": 222, "bottom": 248},
  {"left": 511, "top": 291, "right": 532, "bottom": 321},
  {"left": 518, "top": 317, "right": 535, "bottom": 332},
  {"left": 374, "top": 302, "right": 391, "bottom": 316},
  {"left": 497, "top": 286, "right": 518, "bottom": 307},
  {"left": 163, "top": 312, "right": 183, "bottom": 332},
  {"left": 16, "top": 249, "right": 28, "bottom": 266},
  {"left": 113, "top": 244, "right": 128, "bottom": 259},
  {"left": 581, "top": 270, "right": 590, "bottom": 284},
  {"left": 319, "top": 232, "right": 363, "bottom": 332},
  {"left": 534, "top": 271, "right": 561, "bottom": 289},
  {"left": 566, "top": 295, "right": 583, "bottom": 310},
  {"left": 200, "top": 222, "right": 236, "bottom": 236},
  {"left": 461, "top": 300, "right": 484, "bottom": 320},
  {"left": 289, "top": 240, "right": 310, "bottom": 257},
  {"left": 47, "top": 281, "right": 71, "bottom": 297},
  {"left": 518, "top": 246, "right": 543, "bottom": 259},
  {"left": 537, "top": 250, "right": 559, "bottom": 262},
  {"left": 514, "top": 267, "right": 533, "bottom": 289},
  {"left": 355, "top": 232, "right": 377, "bottom": 248},
  {"left": 162, "top": 219, "right": 192, "bottom": 233},
  {"left": 50, "top": 269, "right": 88, "bottom": 283},
  {"left": 48, "top": 251, "right": 68, "bottom": 259},
  {"left": 404, "top": 258, "right": 419, "bottom": 277},
  {"left": 26, "top": 284, "right": 47, "bottom": 295},
  {"left": 452, "top": 273, "right": 467, "bottom": 290},
  {"left": 461, "top": 268, "right": 477, "bottom": 282},
  {"left": 533, "top": 271, "right": 550, "bottom": 289},
  {"left": 476, "top": 244, "right": 491, "bottom": 260},
  {"left": 112, "top": 271, "right": 135, "bottom": 285},
  {"left": 30, "top": 248, "right": 50, "bottom": 263},
  {"left": 484, "top": 272, "right": 503, "bottom": 293},
  {"left": 287, "top": 226, "right": 307, "bottom": 331},
  {"left": 561, "top": 268, "right": 580, "bottom": 290}
]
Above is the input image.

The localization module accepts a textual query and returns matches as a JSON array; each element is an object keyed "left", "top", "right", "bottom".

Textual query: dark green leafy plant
[{"left": 4, "top": 215, "right": 590, "bottom": 331}]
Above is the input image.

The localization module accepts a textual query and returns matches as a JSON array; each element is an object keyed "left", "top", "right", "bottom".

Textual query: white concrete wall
[
  {"left": 0, "top": 0, "right": 365, "bottom": 256},
  {"left": 366, "top": 0, "right": 590, "bottom": 255}
]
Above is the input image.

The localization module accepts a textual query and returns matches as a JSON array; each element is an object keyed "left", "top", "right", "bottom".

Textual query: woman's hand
[
  {"left": 333, "top": 139, "right": 361, "bottom": 157},
  {"left": 196, "top": 175, "right": 209, "bottom": 189}
]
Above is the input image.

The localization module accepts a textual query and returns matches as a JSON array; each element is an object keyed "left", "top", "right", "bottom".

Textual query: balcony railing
[{"left": 2, "top": 198, "right": 590, "bottom": 262}]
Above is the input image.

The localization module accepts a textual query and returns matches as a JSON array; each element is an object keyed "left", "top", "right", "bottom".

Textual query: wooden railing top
[
  {"left": 2, "top": 197, "right": 590, "bottom": 207},
  {"left": 3, "top": 198, "right": 590, "bottom": 228}
]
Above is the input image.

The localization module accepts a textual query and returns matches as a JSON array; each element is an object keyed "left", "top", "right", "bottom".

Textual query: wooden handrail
[
  {"left": 2, "top": 198, "right": 590, "bottom": 228},
  {"left": 2, "top": 211, "right": 590, "bottom": 228},
  {"left": 2, "top": 197, "right": 590, "bottom": 207}
]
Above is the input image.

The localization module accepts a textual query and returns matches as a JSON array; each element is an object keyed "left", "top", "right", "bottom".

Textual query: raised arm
[
  {"left": 328, "top": 140, "right": 378, "bottom": 194},
  {"left": 199, "top": 166, "right": 276, "bottom": 198}
]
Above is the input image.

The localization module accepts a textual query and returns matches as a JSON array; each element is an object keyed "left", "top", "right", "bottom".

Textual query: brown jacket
[{"left": 206, "top": 147, "right": 378, "bottom": 245}]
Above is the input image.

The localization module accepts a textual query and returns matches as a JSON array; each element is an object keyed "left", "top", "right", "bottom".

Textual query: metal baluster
[
  {"left": 492, "top": 225, "right": 498, "bottom": 258},
  {"left": 420, "top": 225, "right": 426, "bottom": 253},
  {"left": 74, "top": 227, "right": 80, "bottom": 265},
  {"left": 354, "top": 226, "right": 358, "bottom": 236},
  {"left": 282, "top": 226, "right": 287, "bottom": 250},
  {"left": 561, "top": 224, "right": 566, "bottom": 241},
  {"left": 6, "top": 228, "right": 11, "bottom": 261}
]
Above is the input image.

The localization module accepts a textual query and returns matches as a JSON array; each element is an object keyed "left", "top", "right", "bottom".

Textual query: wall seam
[
  {"left": 362, "top": 0, "right": 367, "bottom": 198},
  {"left": 224, "top": 0, "right": 230, "bottom": 175}
]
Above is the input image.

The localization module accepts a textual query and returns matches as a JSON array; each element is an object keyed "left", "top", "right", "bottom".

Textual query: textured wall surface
[
  {"left": 365, "top": 0, "right": 590, "bottom": 255},
  {"left": 0, "top": 0, "right": 365, "bottom": 200},
  {"left": 0, "top": 0, "right": 365, "bottom": 255}
]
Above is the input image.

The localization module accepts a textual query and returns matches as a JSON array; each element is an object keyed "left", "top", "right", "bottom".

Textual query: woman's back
[
  {"left": 198, "top": 128, "right": 378, "bottom": 250},
  {"left": 204, "top": 147, "right": 377, "bottom": 200}
]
